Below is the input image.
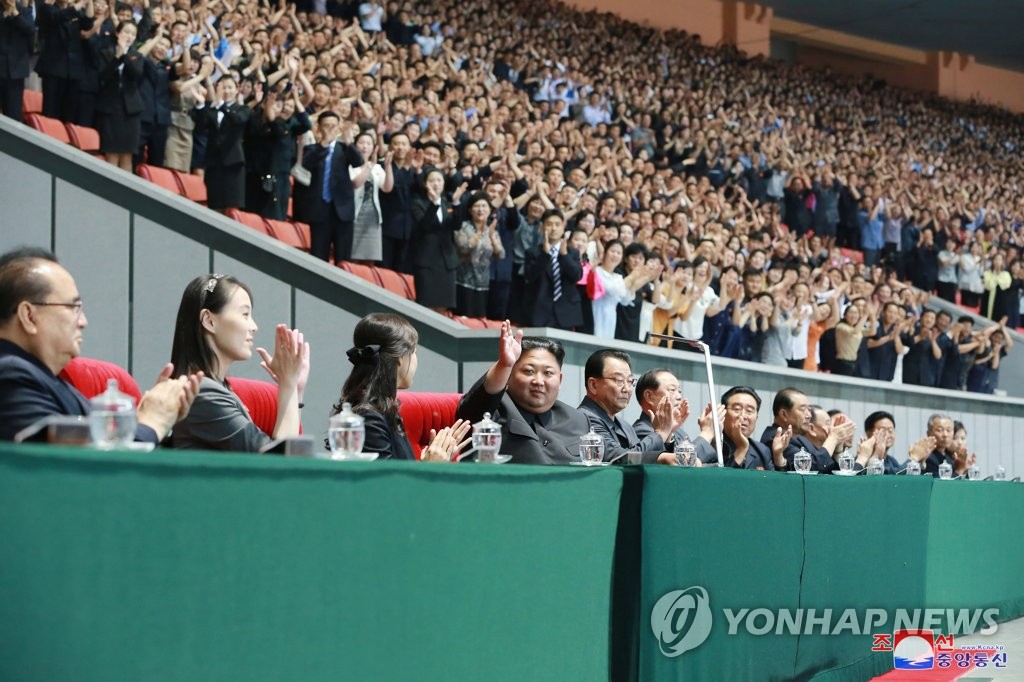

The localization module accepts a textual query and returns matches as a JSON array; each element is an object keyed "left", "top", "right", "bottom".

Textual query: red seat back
[
  {"left": 172, "top": 170, "right": 208, "bottom": 204},
  {"left": 339, "top": 261, "right": 382, "bottom": 286},
  {"left": 227, "top": 209, "right": 273, "bottom": 236},
  {"left": 374, "top": 266, "right": 414, "bottom": 300},
  {"left": 65, "top": 123, "right": 101, "bottom": 153},
  {"left": 59, "top": 357, "right": 143, "bottom": 406},
  {"left": 291, "top": 222, "right": 311, "bottom": 250},
  {"left": 265, "top": 219, "right": 306, "bottom": 249},
  {"left": 22, "top": 89, "right": 43, "bottom": 115},
  {"left": 26, "top": 113, "right": 71, "bottom": 144},
  {"left": 229, "top": 377, "right": 278, "bottom": 437},
  {"left": 137, "top": 164, "right": 184, "bottom": 196},
  {"left": 397, "top": 391, "right": 462, "bottom": 459}
]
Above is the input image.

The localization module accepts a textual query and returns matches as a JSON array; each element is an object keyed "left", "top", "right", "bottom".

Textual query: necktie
[
  {"left": 321, "top": 142, "right": 335, "bottom": 203},
  {"left": 550, "top": 245, "right": 562, "bottom": 301}
]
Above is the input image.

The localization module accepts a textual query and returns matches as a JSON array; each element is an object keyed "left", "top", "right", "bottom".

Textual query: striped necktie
[{"left": 550, "top": 245, "right": 562, "bottom": 301}]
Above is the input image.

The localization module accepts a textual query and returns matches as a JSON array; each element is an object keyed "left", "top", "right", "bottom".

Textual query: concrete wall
[{"left": 2, "top": 117, "right": 1024, "bottom": 476}]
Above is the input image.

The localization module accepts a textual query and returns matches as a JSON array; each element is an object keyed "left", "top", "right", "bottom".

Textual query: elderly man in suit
[
  {"left": 300, "top": 110, "right": 365, "bottom": 264},
  {"left": 456, "top": 322, "right": 590, "bottom": 465},
  {"left": 0, "top": 0, "right": 33, "bottom": 122},
  {"left": 577, "top": 349, "right": 682, "bottom": 464},
  {"left": 0, "top": 247, "right": 200, "bottom": 442},
  {"left": 524, "top": 209, "right": 583, "bottom": 330}
]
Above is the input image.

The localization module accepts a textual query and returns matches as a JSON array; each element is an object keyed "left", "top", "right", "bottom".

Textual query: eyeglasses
[
  {"left": 602, "top": 374, "right": 637, "bottom": 388},
  {"left": 30, "top": 300, "right": 84, "bottom": 316}
]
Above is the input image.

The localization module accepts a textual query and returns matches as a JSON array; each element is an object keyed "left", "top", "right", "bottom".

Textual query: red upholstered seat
[
  {"left": 227, "top": 209, "right": 273, "bottom": 236},
  {"left": 59, "top": 357, "right": 142, "bottom": 406},
  {"left": 265, "top": 219, "right": 307, "bottom": 249},
  {"left": 65, "top": 123, "right": 101, "bottom": 153},
  {"left": 26, "top": 113, "right": 70, "bottom": 144},
  {"left": 397, "top": 391, "right": 462, "bottom": 459},
  {"left": 291, "top": 222, "right": 311, "bottom": 250},
  {"left": 23, "top": 89, "right": 43, "bottom": 115},
  {"left": 137, "top": 164, "right": 184, "bottom": 196},
  {"left": 172, "top": 170, "right": 208, "bottom": 204},
  {"left": 374, "top": 266, "right": 414, "bottom": 300},
  {"left": 338, "top": 261, "right": 382, "bottom": 286},
  {"left": 229, "top": 376, "right": 278, "bottom": 437}
]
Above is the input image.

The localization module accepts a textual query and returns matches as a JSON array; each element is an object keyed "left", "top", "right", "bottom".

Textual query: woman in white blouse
[
  {"left": 349, "top": 131, "right": 394, "bottom": 263},
  {"left": 674, "top": 257, "right": 721, "bottom": 341},
  {"left": 592, "top": 241, "right": 634, "bottom": 338}
]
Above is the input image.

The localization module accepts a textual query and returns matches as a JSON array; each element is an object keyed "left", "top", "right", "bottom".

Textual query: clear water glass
[
  {"left": 327, "top": 402, "right": 365, "bottom": 460},
  {"left": 905, "top": 460, "right": 921, "bottom": 476},
  {"left": 838, "top": 452, "right": 855, "bottom": 473},
  {"left": 89, "top": 379, "right": 136, "bottom": 447},
  {"left": 471, "top": 412, "right": 502, "bottom": 463},
  {"left": 794, "top": 449, "right": 812, "bottom": 473},
  {"left": 578, "top": 428, "right": 604, "bottom": 465},
  {"left": 674, "top": 437, "right": 697, "bottom": 467},
  {"left": 867, "top": 459, "right": 884, "bottom": 475},
  {"left": 938, "top": 461, "right": 953, "bottom": 479},
  {"left": 968, "top": 464, "right": 981, "bottom": 480},
  {"left": 994, "top": 465, "right": 1007, "bottom": 481}
]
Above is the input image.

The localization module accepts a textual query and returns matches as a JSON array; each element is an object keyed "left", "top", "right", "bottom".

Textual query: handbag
[
  {"left": 585, "top": 266, "right": 605, "bottom": 301},
  {"left": 290, "top": 163, "right": 311, "bottom": 187}
]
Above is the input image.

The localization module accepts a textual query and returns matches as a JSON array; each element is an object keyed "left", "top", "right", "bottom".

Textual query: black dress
[
  {"left": 95, "top": 48, "right": 144, "bottom": 154},
  {"left": 411, "top": 195, "right": 458, "bottom": 309}
]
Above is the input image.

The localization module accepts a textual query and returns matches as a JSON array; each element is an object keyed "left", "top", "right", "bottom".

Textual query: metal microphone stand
[{"left": 646, "top": 333, "right": 724, "bottom": 468}]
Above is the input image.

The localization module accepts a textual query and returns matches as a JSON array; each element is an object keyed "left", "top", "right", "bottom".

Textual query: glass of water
[
  {"left": 578, "top": 429, "right": 604, "bottom": 465},
  {"left": 905, "top": 460, "right": 921, "bottom": 476},
  {"left": 794, "top": 449, "right": 812, "bottom": 473}
]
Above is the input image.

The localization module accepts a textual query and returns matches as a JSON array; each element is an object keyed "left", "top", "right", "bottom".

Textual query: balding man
[{"left": 0, "top": 247, "right": 199, "bottom": 442}]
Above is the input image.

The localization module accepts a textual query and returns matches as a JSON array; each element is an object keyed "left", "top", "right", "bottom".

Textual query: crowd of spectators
[{"left": 7, "top": 0, "right": 1024, "bottom": 394}]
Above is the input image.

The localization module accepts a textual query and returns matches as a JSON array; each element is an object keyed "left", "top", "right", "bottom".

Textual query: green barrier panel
[
  {"left": 926, "top": 479, "right": 1024, "bottom": 628},
  {"left": 801, "top": 476, "right": 933, "bottom": 682},
  {"left": 0, "top": 445, "right": 624, "bottom": 682},
  {"left": 639, "top": 467, "right": 805, "bottom": 681}
]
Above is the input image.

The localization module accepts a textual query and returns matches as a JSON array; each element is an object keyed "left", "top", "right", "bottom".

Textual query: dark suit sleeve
[
  {"left": 302, "top": 143, "right": 324, "bottom": 171},
  {"left": 559, "top": 248, "right": 583, "bottom": 283},
  {"left": 8, "top": 7, "right": 34, "bottom": 38},
  {"left": 523, "top": 245, "right": 547, "bottom": 284},
  {"left": 0, "top": 362, "right": 67, "bottom": 441},
  {"left": 344, "top": 144, "right": 364, "bottom": 167},
  {"left": 455, "top": 374, "right": 504, "bottom": 424}
]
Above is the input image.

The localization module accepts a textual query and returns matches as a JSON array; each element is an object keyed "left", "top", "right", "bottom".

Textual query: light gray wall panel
[
  {"left": 54, "top": 180, "right": 129, "bottom": 367},
  {"left": 0, "top": 152, "right": 51, "bottom": 252},
  {"left": 294, "top": 290, "right": 360, "bottom": 439},
  {"left": 460, "top": 361, "right": 492, "bottom": 394},
  {"left": 212, "top": 253, "right": 294, "bottom": 382},
  {"left": 415, "top": 344, "right": 457, "bottom": 394},
  {"left": 132, "top": 219, "right": 208, "bottom": 379}
]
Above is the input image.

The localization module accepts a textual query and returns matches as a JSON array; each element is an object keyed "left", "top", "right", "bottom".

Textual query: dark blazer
[
  {"left": 359, "top": 408, "right": 414, "bottom": 461},
  {"left": 0, "top": 5, "right": 34, "bottom": 80},
  {"left": 95, "top": 48, "right": 145, "bottom": 115},
  {"left": 139, "top": 55, "right": 173, "bottom": 126},
  {"left": 194, "top": 102, "right": 253, "bottom": 168},
  {"left": 577, "top": 395, "right": 665, "bottom": 463},
  {"left": 300, "top": 140, "right": 364, "bottom": 222},
  {"left": 456, "top": 374, "right": 590, "bottom": 465},
  {"left": 758, "top": 424, "right": 834, "bottom": 473},
  {"left": 34, "top": 2, "right": 92, "bottom": 79},
  {"left": 410, "top": 194, "right": 459, "bottom": 271},
  {"left": 694, "top": 432, "right": 775, "bottom": 470},
  {"left": 524, "top": 244, "right": 583, "bottom": 329},
  {"left": 0, "top": 340, "right": 156, "bottom": 443}
]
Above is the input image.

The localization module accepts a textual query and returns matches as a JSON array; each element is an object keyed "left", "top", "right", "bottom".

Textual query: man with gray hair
[{"left": 911, "top": 413, "right": 972, "bottom": 477}]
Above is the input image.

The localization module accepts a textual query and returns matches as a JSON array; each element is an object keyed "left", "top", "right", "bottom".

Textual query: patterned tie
[
  {"left": 321, "top": 142, "right": 335, "bottom": 203},
  {"left": 550, "top": 245, "right": 562, "bottom": 301}
]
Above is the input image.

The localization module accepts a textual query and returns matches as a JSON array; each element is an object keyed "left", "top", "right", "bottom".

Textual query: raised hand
[
  {"left": 771, "top": 425, "right": 793, "bottom": 461},
  {"left": 497, "top": 319, "right": 523, "bottom": 369},
  {"left": 908, "top": 436, "right": 935, "bottom": 463}
]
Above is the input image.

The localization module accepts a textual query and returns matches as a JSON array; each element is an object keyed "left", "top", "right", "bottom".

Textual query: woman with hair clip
[
  {"left": 170, "top": 274, "right": 310, "bottom": 451},
  {"left": 331, "top": 313, "right": 470, "bottom": 461}
]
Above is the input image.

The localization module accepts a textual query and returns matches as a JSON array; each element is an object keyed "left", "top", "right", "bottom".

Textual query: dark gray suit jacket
[
  {"left": 694, "top": 433, "right": 775, "bottom": 470},
  {"left": 577, "top": 396, "right": 665, "bottom": 464},
  {"left": 456, "top": 375, "right": 591, "bottom": 465}
]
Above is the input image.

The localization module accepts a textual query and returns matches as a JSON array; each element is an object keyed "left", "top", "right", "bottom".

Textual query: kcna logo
[{"left": 651, "top": 586, "right": 714, "bottom": 657}]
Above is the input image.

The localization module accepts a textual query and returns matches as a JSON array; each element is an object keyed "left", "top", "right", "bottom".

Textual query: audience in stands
[
  {"left": 169, "top": 273, "right": 309, "bottom": 451},
  {"left": 19, "top": 0, "right": 1024, "bottom": 395},
  {"left": 331, "top": 312, "right": 470, "bottom": 460},
  {"left": 0, "top": 0, "right": 34, "bottom": 123},
  {"left": 0, "top": 247, "right": 200, "bottom": 442}
]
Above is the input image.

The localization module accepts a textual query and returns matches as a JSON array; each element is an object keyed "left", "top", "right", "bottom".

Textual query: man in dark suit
[
  {"left": 135, "top": 34, "right": 173, "bottom": 168},
  {"left": 300, "top": 110, "right": 364, "bottom": 263},
  {"left": 0, "top": 0, "right": 33, "bottom": 122},
  {"left": 524, "top": 208, "right": 583, "bottom": 330},
  {"left": 0, "top": 247, "right": 198, "bottom": 442},
  {"left": 693, "top": 386, "right": 787, "bottom": 469},
  {"left": 632, "top": 369, "right": 691, "bottom": 445},
  {"left": 758, "top": 386, "right": 854, "bottom": 472},
  {"left": 35, "top": 0, "right": 94, "bottom": 123},
  {"left": 456, "top": 323, "right": 590, "bottom": 465},
  {"left": 194, "top": 77, "right": 252, "bottom": 211},
  {"left": 379, "top": 131, "right": 416, "bottom": 273},
  {"left": 577, "top": 349, "right": 682, "bottom": 464}
]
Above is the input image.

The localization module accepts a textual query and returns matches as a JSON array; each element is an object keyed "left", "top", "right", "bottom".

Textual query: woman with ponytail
[{"left": 332, "top": 313, "right": 470, "bottom": 461}]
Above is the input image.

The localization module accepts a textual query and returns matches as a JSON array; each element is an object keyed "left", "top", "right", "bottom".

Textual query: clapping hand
[
  {"left": 771, "top": 425, "right": 792, "bottom": 464},
  {"left": 256, "top": 324, "right": 310, "bottom": 396},
  {"left": 422, "top": 419, "right": 472, "bottom": 462}
]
